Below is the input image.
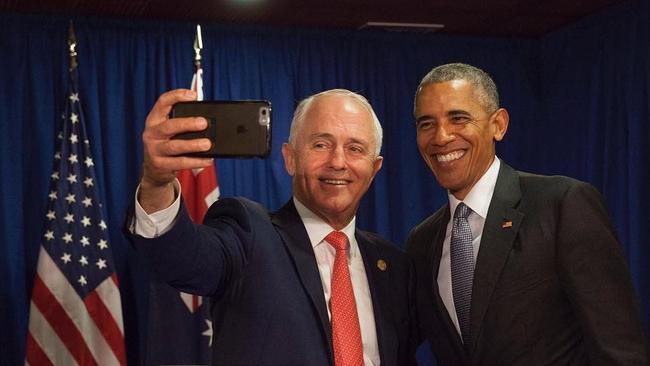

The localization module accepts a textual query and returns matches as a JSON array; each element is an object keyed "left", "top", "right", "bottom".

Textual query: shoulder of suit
[
  {"left": 204, "top": 196, "right": 271, "bottom": 225},
  {"left": 515, "top": 170, "right": 595, "bottom": 197},
  {"left": 407, "top": 204, "right": 448, "bottom": 237},
  {"left": 357, "top": 230, "right": 407, "bottom": 256}
]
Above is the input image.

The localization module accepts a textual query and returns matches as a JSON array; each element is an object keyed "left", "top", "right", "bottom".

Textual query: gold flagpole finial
[
  {"left": 193, "top": 24, "right": 203, "bottom": 68},
  {"left": 68, "top": 20, "right": 78, "bottom": 71}
]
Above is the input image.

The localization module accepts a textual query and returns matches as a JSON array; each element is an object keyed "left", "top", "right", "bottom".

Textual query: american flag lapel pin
[{"left": 502, "top": 220, "right": 513, "bottom": 229}]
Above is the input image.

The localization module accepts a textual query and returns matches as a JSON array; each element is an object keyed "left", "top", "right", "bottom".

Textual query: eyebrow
[
  {"left": 447, "top": 109, "right": 472, "bottom": 117},
  {"left": 415, "top": 115, "right": 432, "bottom": 124},
  {"left": 307, "top": 132, "right": 370, "bottom": 147},
  {"left": 416, "top": 109, "right": 473, "bottom": 123}
]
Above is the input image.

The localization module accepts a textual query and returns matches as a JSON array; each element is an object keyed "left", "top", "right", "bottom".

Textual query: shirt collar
[
  {"left": 292, "top": 197, "right": 357, "bottom": 250},
  {"left": 448, "top": 157, "right": 500, "bottom": 219}
]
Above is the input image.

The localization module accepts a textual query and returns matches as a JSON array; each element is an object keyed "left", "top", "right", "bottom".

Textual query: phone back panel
[{"left": 171, "top": 100, "right": 271, "bottom": 158}]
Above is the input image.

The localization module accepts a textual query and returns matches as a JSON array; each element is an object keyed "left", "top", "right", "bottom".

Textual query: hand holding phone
[{"left": 171, "top": 100, "right": 272, "bottom": 158}]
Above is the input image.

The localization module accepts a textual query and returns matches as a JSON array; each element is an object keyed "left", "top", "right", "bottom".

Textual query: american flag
[
  {"left": 145, "top": 29, "right": 218, "bottom": 364},
  {"left": 25, "top": 42, "right": 126, "bottom": 366}
]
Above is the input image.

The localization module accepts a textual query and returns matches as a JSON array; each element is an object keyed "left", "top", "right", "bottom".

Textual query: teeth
[
  {"left": 436, "top": 150, "right": 465, "bottom": 163},
  {"left": 322, "top": 179, "right": 347, "bottom": 185}
]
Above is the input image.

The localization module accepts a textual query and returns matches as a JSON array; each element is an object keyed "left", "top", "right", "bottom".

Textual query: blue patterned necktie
[{"left": 450, "top": 202, "right": 474, "bottom": 348}]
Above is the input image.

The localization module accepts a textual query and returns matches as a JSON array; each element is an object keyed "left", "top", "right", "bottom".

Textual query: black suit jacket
[
  {"left": 129, "top": 197, "right": 418, "bottom": 366},
  {"left": 407, "top": 162, "right": 648, "bottom": 365}
]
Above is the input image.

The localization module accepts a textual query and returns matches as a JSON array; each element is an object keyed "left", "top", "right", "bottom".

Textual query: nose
[
  {"left": 328, "top": 146, "right": 346, "bottom": 170},
  {"left": 432, "top": 122, "right": 455, "bottom": 146}
]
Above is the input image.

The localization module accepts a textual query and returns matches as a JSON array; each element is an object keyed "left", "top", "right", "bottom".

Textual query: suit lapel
[
  {"left": 356, "top": 231, "right": 395, "bottom": 365},
  {"left": 469, "top": 163, "right": 524, "bottom": 356},
  {"left": 271, "top": 200, "right": 333, "bottom": 363}
]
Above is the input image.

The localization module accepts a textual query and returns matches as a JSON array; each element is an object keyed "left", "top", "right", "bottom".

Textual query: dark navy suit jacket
[
  {"left": 407, "top": 162, "right": 647, "bottom": 365},
  {"left": 129, "top": 197, "right": 418, "bottom": 366}
]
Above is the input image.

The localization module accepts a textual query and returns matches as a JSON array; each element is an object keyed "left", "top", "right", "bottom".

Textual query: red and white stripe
[{"left": 26, "top": 247, "right": 126, "bottom": 366}]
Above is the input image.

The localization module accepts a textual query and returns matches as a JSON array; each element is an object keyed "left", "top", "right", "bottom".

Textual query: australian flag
[{"left": 145, "top": 31, "right": 216, "bottom": 365}]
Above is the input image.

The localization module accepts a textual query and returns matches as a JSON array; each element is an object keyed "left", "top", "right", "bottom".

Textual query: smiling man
[
  {"left": 406, "top": 63, "right": 648, "bottom": 365},
  {"left": 127, "top": 88, "right": 418, "bottom": 366}
]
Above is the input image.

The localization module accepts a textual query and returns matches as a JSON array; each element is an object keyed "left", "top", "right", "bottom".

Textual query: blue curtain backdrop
[{"left": 1, "top": 0, "right": 649, "bottom": 364}]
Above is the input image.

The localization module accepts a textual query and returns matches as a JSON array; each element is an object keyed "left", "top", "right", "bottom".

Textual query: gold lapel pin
[
  {"left": 502, "top": 220, "right": 513, "bottom": 229},
  {"left": 377, "top": 259, "right": 387, "bottom": 271}
]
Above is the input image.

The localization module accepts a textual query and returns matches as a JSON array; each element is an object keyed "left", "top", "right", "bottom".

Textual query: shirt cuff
[{"left": 132, "top": 179, "right": 182, "bottom": 238}]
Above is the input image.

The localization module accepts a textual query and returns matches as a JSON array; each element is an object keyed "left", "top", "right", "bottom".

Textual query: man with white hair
[{"left": 127, "top": 88, "right": 418, "bottom": 366}]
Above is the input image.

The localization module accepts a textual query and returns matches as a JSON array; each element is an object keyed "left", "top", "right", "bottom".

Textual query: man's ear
[
  {"left": 281, "top": 143, "right": 296, "bottom": 176},
  {"left": 492, "top": 108, "right": 509, "bottom": 142},
  {"left": 372, "top": 155, "right": 383, "bottom": 178}
]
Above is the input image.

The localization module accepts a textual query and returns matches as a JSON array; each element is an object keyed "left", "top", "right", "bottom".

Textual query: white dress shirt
[
  {"left": 437, "top": 157, "right": 500, "bottom": 336},
  {"left": 132, "top": 186, "right": 380, "bottom": 366},
  {"left": 293, "top": 198, "right": 379, "bottom": 366}
]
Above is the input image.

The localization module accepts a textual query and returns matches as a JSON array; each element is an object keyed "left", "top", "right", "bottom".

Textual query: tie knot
[
  {"left": 325, "top": 231, "right": 349, "bottom": 251},
  {"left": 454, "top": 202, "right": 471, "bottom": 219}
]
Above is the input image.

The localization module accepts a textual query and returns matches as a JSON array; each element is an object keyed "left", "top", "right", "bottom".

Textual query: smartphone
[{"left": 170, "top": 100, "right": 272, "bottom": 158}]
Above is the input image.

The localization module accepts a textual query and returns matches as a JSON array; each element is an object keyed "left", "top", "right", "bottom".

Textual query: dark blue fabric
[{"left": 1, "top": 1, "right": 649, "bottom": 364}]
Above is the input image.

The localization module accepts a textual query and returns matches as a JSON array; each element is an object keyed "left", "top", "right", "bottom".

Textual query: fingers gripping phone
[{"left": 170, "top": 100, "right": 272, "bottom": 158}]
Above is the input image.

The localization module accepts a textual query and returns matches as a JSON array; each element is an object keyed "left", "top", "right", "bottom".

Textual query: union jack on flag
[{"left": 25, "top": 46, "right": 126, "bottom": 365}]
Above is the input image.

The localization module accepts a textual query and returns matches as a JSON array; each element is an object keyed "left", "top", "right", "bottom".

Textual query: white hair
[{"left": 288, "top": 89, "right": 383, "bottom": 156}]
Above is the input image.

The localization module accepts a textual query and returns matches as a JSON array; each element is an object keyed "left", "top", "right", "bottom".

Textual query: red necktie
[{"left": 325, "top": 231, "right": 364, "bottom": 366}]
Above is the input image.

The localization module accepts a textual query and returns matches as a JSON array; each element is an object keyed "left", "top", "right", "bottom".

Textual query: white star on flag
[
  {"left": 97, "top": 239, "right": 108, "bottom": 250},
  {"left": 62, "top": 232, "right": 73, "bottom": 244},
  {"left": 44, "top": 231, "right": 54, "bottom": 241},
  {"left": 96, "top": 258, "right": 107, "bottom": 269},
  {"left": 202, "top": 319, "right": 214, "bottom": 346},
  {"left": 60, "top": 253, "right": 72, "bottom": 264},
  {"left": 81, "top": 216, "right": 91, "bottom": 227}
]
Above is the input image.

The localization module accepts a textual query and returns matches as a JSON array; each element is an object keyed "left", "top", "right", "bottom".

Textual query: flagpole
[
  {"left": 68, "top": 21, "right": 78, "bottom": 72},
  {"left": 194, "top": 24, "right": 203, "bottom": 72},
  {"left": 192, "top": 24, "right": 204, "bottom": 102}
]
